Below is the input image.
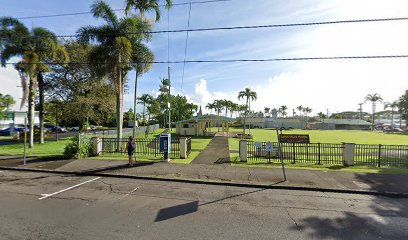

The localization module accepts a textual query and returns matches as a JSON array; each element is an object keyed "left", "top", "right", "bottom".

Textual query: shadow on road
[
  {"left": 81, "top": 161, "right": 156, "bottom": 174},
  {"left": 288, "top": 173, "right": 408, "bottom": 239}
]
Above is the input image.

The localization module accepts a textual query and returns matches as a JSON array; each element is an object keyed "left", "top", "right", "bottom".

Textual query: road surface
[{"left": 1, "top": 170, "right": 407, "bottom": 239}]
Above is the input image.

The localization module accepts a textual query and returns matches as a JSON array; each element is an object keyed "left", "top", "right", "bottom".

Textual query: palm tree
[
  {"left": 1, "top": 17, "right": 69, "bottom": 146},
  {"left": 125, "top": 0, "right": 172, "bottom": 22},
  {"left": 238, "top": 87, "right": 257, "bottom": 135},
  {"left": 303, "top": 107, "right": 312, "bottom": 122},
  {"left": 230, "top": 102, "right": 239, "bottom": 118},
  {"left": 0, "top": 94, "right": 15, "bottom": 111},
  {"left": 264, "top": 107, "right": 270, "bottom": 117},
  {"left": 365, "top": 93, "right": 383, "bottom": 130},
  {"left": 125, "top": 1, "right": 171, "bottom": 135},
  {"left": 296, "top": 105, "right": 303, "bottom": 119},
  {"left": 384, "top": 100, "right": 399, "bottom": 129},
  {"left": 78, "top": 0, "right": 153, "bottom": 140},
  {"left": 280, "top": 105, "right": 288, "bottom": 118},
  {"left": 317, "top": 112, "right": 327, "bottom": 121},
  {"left": 137, "top": 94, "right": 153, "bottom": 124},
  {"left": 206, "top": 102, "right": 215, "bottom": 114}
]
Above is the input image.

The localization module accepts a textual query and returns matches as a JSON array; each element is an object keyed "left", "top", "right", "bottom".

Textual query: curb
[{"left": 1, "top": 166, "right": 408, "bottom": 198}]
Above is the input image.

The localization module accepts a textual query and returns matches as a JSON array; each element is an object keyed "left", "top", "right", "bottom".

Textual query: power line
[
  {"left": 180, "top": 0, "right": 193, "bottom": 93},
  {"left": 3, "top": 54, "right": 408, "bottom": 65},
  {"left": 14, "top": 0, "right": 232, "bottom": 20},
  {"left": 2, "top": 17, "right": 408, "bottom": 41}
]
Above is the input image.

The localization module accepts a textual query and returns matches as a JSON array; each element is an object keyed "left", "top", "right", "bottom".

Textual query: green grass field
[
  {"left": 228, "top": 128, "right": 408, "bottom": 172},
  {"left": 0, "top": 138, "right": 71, "bottom": 157},
  {"left": 229, "top": 127, "right": 408, "bottom": 144}
]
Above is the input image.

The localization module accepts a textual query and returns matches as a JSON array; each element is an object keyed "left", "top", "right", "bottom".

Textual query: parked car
[
  {"left": 0, "top": 127, "right": 28, "bottom": 136},
  {"left": 51, "top": 126, "right": 67, "bottom": 133},
  {"left": 71, "top": 126, "right": 80, "bottom": 131}
]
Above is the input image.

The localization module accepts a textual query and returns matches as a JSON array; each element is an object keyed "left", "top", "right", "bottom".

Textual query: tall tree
[
  {"left": 398, "top": 90, "right": 408, "bottom": 127},
  {"left": 238, "top": 87, "right": 257, "bottom": 135},
  {"left": 279, "top": 105, "right": 288, "bottom": 118},
  {"left": 125, "top": 0, "right": 173, "bottom": 21},
  {"left": 206, "top": 102, "right": 215, "bottom": 114},
  {"left": 365, "top": 93, "right": 383, "bottom": 130},
  {"left": 125, "top": 0, "right": 171, "bottom": 136},
  {"left": 384, "top": 100, "right": 399, "bottom": 129},
  {"left": 78, "top": 0, "right": 153, "bottom": 140},
  {"left": 296, "top": 105, "right": 303, "bottom": 119},
  {"left": 264, "top": 107, "right": 270, "bottom": 116},
  {"left": 1, "top": 17, "right": 68, "bottom": 146},
  {"left": 137, "top": 93, "right": 153, "bottom": 124}
]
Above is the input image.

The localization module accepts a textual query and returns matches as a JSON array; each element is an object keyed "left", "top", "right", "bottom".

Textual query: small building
[
  {"left": 310, "top": 119, "right": 371, "bottom": 130},
  {"left": 0, "top": 111, "right": 39, "bottom": 130},
  {"left": 175, "top": 114, "right": 235, "bottom": 136}
]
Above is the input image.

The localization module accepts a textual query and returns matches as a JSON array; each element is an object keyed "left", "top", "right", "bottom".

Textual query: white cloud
[{"left": 0, "top": 65, "right": 24, "bottom": 111}]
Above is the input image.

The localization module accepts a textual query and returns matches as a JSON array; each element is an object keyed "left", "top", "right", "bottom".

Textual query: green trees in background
[
  {"left": 0, "top": 17, "right": 69, "bottom": 147},
  {"left": 78, "top": 0, "right": 153, "bottom": 140}
]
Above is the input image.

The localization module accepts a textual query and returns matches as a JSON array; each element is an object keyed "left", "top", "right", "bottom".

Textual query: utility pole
[
  {"left": 133, "top": 64, "right": 138, "bottom": 138},
  {"left": 358, "top": 103, "right": 363, "bottom": 120},
  {"left": 168, "top": 66, "right": 171, "bottom": 132}
]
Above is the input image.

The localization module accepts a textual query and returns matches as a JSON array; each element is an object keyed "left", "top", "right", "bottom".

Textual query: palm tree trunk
[
  {"left": 372, "top": 102, "right": 375, "bottom": 131},
  {"left": 116, "top": 64, "right": 123, "bottom": 150},
  {"left": 391, "top": 108, "right": 394, "bottom": 129},
  {"left": 132, "top": 66, "right": 138, "bottom": 137},
  {"left": 37, "top": 72, "right": 45, "bottom": 144},
  {"left": 28, "top": 78, "right": 35, "bottom": 148}
]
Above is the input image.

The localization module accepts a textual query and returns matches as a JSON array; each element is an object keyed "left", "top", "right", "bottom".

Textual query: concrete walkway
[
  {"left": 2, "top": 158, "right": 408, "bottom": 196},
  {"left": 191, "top": 135, "right": 230, "bottom": 164}
]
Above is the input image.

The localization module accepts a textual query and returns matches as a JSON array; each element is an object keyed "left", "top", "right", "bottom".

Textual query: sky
[{"left": 1, "top": 0, "right": 408, "bottom": 116}]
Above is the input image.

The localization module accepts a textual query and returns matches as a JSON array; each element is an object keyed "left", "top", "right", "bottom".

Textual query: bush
[{"left": 63, "top": 135, "right": 93, "bottom": 159}]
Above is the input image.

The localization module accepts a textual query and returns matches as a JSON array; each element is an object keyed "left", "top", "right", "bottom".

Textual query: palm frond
[{"left": 91, "top": 0, "right": 119, "bottom": 28}]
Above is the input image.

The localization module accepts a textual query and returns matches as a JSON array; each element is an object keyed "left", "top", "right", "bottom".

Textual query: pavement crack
[
  {"left": 285, "top": 208, "right": 300, "bottom": 230},
  {"left": 98, "top": 180, "right": 114, "bottom": 193}
]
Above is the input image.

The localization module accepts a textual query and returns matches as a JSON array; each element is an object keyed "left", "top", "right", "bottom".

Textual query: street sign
[
  {"left": 279, "top": 134, "right": 310, "bottom": 144},
  {"left": 265, "top": 142, "right": 273, "bottom": 152}
]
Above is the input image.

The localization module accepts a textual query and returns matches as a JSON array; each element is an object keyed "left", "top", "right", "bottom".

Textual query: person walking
[{"left": 127, "top": 136, "right": 136, "bottom": 166}]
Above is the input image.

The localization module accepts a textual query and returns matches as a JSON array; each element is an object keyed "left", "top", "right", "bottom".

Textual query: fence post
[
  {"left": 180, "top": 137, "right": 187, "bottom": 159},
  {"left": 318, "top": 143, "right": 321, "bottom": 165},
  {"left": 378, "top": 144, "right": 382, "bottom": 167},
  {"left": 292, "top": 143, "right": 296, "bottom": 164},
  {"left": 92, "top": 137, "right": 102, "bottom": 156},
  {"left": 239, "top": 140, "right": 248, "bottom": 162},
  {"left": 343, "top": 143, "right": 355, "bottom": 166}
]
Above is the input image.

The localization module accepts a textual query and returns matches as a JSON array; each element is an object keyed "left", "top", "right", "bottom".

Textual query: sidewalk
[{"left": 1, "top": 157, "right": 408, "bottom": 196}]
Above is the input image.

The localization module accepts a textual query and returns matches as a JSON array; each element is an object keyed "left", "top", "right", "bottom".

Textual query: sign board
[
  {"left": 265, "top": 142, "right": 273, "bottom": 152},
  {"left": 279, "top": 134, "right": 310, "bottom": 144}
]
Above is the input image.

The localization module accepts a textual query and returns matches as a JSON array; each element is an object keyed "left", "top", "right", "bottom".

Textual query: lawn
[
  {"left": 229, "top": 127, "right": 408, "bottom": 144},
  {"left": 230, "top": 161, "right": 408, "bottom": 175},
  {"left": 0, "top": 138, "right": 71, "bottom": 157},
  {"left": 228, "top": 128, "right": 408, "bottom": 172}
]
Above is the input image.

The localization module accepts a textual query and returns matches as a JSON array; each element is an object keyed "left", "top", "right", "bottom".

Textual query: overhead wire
[
  {"left": 1, "top": 17, "right": 408, "bottom": 41},
  {"left": 180, "top": 0, "right": 193, "bottom": 94},
  {"left": 3, "top": 54, "right": 408, "bottom": 66},
  {"left": 14, "top": 0, "right": 233, "bottom": 20}
]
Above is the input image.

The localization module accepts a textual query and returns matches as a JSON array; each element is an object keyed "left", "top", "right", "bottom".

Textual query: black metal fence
[
  {"left": 245, "top": 141, "right": 408, "bottom": 167},
  {"left": 100, "top": 137, "right": 190, "bottom": 159},
  {"left": 355, "top": 144, "right": 408, "bottom": 167}
]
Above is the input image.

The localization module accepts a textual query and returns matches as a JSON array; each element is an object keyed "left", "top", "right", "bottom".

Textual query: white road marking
[
  {"left": 119, "top": 187, "right": 139, "bottom": 200},
  {"left": 39, "top": 177, "right": 101, "bottom": 200}
]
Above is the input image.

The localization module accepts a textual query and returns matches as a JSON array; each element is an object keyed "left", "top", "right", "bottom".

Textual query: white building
[{"left": 0, "top": 111, "right": 39, "bottom": 130}]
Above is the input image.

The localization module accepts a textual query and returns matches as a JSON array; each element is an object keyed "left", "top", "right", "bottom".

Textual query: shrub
[{"left": 63, "top": 135, "right": 93, "bottom": 159}]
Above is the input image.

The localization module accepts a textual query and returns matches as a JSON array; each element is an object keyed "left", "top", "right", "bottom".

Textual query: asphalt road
[{"left": 1, "top": 171, "right": 408, "bottom": 240}]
